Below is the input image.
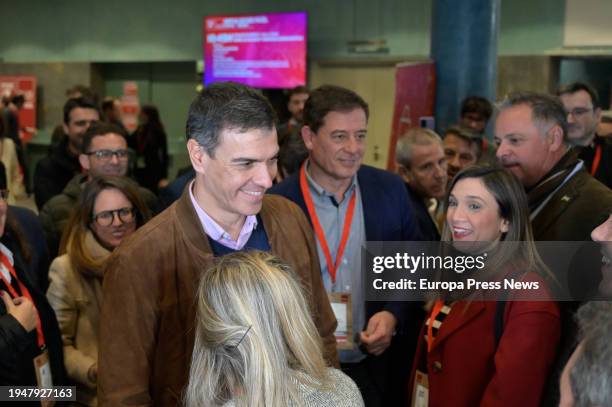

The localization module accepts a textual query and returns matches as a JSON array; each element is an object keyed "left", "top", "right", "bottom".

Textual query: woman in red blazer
[{"left": 409, "top": 166, "right": 561, "bottom": 407}]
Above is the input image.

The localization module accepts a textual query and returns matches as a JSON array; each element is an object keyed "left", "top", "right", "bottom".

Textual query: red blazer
[{"left": 409, "top": 284, "right": 560, "bottom": 406}]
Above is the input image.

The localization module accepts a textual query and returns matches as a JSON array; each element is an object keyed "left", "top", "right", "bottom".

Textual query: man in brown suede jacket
[{"left": 98, "top": 82, "right": 338, "bottom": 406}]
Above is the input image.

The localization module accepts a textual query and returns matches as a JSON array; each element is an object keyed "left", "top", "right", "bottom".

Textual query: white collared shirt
[
  {"left": 0, "top": 242, "right": 15, "bottom": 283},
  {"left": 188, "top": 180, "right": 258, "bottom": 250}
]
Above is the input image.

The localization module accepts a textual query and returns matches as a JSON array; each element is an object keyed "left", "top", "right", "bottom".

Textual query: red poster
[
  {"left": 0, "top": 76, "right": 37, "bottom": 143},
  {"left": 387, "top": 62, "right": 436, "bottom": 171}
]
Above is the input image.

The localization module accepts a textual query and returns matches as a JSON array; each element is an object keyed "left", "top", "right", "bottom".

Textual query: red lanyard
[
  {"left": 0, "top": 252, "right": 45, "bottom": 348},
  {"left": 427, "top": 300, "right": 444, "bottom": 352},
  {"left": 300, "top": 162, "right": 357, "bottom": 284},
  {"left": 591, "top": 144, "right": 602, "bottom": 176}
]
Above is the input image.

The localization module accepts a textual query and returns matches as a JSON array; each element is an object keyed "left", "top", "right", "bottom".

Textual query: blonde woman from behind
[{"left": 185, "top": 251, "right": 364, "bottom": 407}]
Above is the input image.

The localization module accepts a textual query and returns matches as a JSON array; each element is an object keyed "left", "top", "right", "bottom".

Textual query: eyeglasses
[
  {"left": 0, "top": 190, "right": 9, "bottom": 202},
  {"left": 92, "top": 207, "right": 135, "bottom": 226},
  {"left": 565, "top": 108, "right": 593, "bottom": 118},
  {"left": 86, "top": 149, "right": 129, "bottom": 161}
]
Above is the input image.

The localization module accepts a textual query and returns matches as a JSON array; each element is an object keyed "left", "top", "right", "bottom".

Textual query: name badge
[
  {"left": 328, "top": 292, "right": 353, "bottom": 350},
  {"left": 411, "top": 369, "right": 429, "bottom": 407},
  {"left": 34, "top": 349, "right": 55, "bottom": 406}
]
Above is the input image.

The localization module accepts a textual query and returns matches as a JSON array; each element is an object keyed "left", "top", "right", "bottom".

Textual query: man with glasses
[
  {"left": 39, "top": 122, "right": 159, "bottom": 257},
  {"left": 557, "top": 82, "right": 612, "bottom": 188},
  {"left": 34, "top": 97, "right": 100, "bottom": 209}
]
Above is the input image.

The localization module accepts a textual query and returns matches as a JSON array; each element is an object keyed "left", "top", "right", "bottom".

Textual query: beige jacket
[{"left": 47, "top": 232, "right": 110, "bottom": 406}]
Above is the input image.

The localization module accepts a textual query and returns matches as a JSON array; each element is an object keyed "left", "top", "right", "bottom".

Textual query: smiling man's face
[
  {"left": 302, "top": 108, "right": 367, "bottom": 186},
  {"left": 191, "top": 127, "right": 279, "bottom": 222}
]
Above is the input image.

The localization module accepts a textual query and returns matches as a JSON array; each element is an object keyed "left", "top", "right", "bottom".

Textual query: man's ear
[
  {"left": 63, "top": 122, "right": 69, "bottom": 135},
  {"left": 187, "top": 139, "right": 208, "bottom": 173},
  {"left": 397, "top": 164, "right": 411, "bottom": 183},
  {"left": 301, "top": 125, "right": 315, "bottom": 151},
  {"left": 594, "top": 107, "right": 602, "bottom": 123},
  {"left": 547, "top": 124, "right": 565, "bottom": 152},
  {"left": 79, "top": 154, "right": 90, "bottom": 171}
]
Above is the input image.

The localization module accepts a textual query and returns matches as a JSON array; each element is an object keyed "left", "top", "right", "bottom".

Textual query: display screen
[{"left": 204, "top": 12, "right": 307, "bottom": 88}]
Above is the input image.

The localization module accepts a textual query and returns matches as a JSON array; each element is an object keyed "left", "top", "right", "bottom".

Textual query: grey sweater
[{"left": 222, "top": 368, "right": 364, "bottom": 407}]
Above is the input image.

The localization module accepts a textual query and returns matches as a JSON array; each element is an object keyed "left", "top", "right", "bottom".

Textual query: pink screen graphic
[{"left": 204, "top": 12, "right": 307, "bottom": 88}]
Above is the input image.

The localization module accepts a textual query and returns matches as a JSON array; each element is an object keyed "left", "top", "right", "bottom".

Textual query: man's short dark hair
[
  {"left": 11, "top": 94, "right": 25, "bottom": 108},
  {"left": 498, "top": 91, "right": 569, "bottom": 140},
  {"left": 460, "top": 96, "right": 493, "bottom": 121},
  {"left": 444, "top": 124, "right": 483, "bottom": 158},
  {"left": 556, "top": 82, "right": 600, "bottom": 108},
  {"left": 288, "top": 86, "right": 309, "bottom": 99},
  {"left": 303, "top": 85, "right": 369, "bottom": 134},
  {"left": 63, "top": 96, "right": 100, "bottom": 125},
  {"left": 66, "top": 84, "right": 92, "bottom": 97},
  {"left": 81, "top": 122, "right": 127, "bottom": 154},
  {"left": 101, "top": 97, "right": 117, "bottom": 113},
  {"left": 186, "top": 82, "right": 276, "bottom": 157}
]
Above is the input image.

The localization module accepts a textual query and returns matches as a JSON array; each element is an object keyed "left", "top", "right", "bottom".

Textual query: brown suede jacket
[{"left": 98, "top": 190, "right": 338, "bottom": 406}]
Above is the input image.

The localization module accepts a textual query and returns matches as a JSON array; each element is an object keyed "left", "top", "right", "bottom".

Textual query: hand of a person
[
  {"left": 359, "top": 311, "right": 397, "bottom": 356},
  {"left": 88, "top": 363, "right": 98, "bottom": 383},
  {"left": 1, "top": 290, "right": 38, "bottom": 332},
  {"left": 24, "top": 127, "right": 38, "bottom": 135},
  {"left": 157, "top": 178, "right": 170, "bottom": 189}
]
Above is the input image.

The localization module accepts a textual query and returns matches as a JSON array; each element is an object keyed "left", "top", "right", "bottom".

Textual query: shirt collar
[
  {"left": 188, "top": 180, "right": 258, "bottom": 242},
  {"left": 0, "top": 242, "right": 14, "bottom": 283},
  {"left": 303, "top": 159, "right": 358, "bottom": 200}
]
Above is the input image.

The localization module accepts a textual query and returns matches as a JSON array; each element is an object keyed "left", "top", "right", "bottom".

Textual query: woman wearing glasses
[{"left": 47, "top": 176, "right": 150, "bottom": 406}]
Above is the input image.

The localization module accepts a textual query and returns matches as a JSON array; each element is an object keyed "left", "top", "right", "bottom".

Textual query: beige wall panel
[{"left": 497, "top": 56, "right": 560, "bottom": 99}]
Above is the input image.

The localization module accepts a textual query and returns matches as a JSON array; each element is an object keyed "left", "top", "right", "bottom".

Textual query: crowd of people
[{"left": 0, "top": 79, "right": 611, "bottom": 407}]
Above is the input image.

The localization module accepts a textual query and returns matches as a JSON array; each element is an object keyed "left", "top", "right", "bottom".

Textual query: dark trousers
[
  {"left": 341, "top": 331, "right": 419, "bottom": 407},
  {"left": 341, "top": 357, "right": 386, "bottom": 407}
]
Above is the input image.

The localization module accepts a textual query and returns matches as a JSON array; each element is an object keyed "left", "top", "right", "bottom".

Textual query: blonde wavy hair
[{"left": 185, "top": 251, "right": 329, "bottom": 407}]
